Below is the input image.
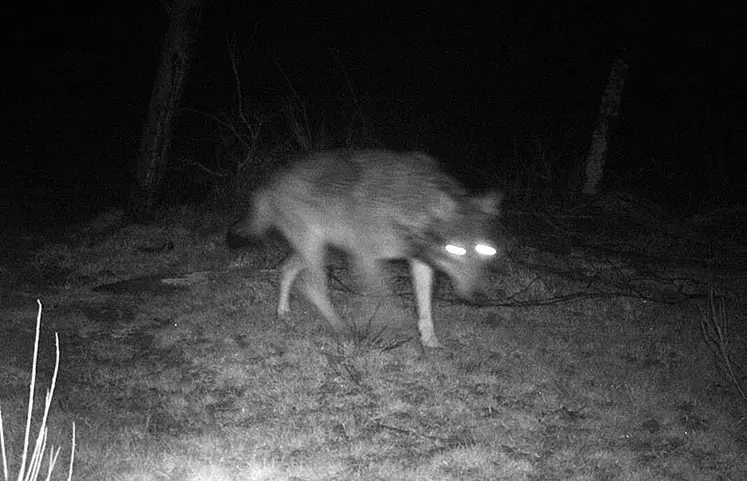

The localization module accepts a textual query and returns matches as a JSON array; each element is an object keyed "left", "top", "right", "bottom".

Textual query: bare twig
[{"left": 271, "top": 56, "right": 314, "bottom": 151}]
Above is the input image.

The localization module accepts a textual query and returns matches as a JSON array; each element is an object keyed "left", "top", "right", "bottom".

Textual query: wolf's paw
[
  {"left": 421, "top": 335, "right": 445, "bottom": 349},
  {"left": 277, "top": 306, "right": 292, "bottom": 321}
]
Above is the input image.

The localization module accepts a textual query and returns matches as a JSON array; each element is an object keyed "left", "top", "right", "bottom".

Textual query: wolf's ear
[
  {"left": 433, "top": 192, "right": 459, "bottom": 220},
  {"left": 473, "top": 191, "right": 502, "bottom": 216}
]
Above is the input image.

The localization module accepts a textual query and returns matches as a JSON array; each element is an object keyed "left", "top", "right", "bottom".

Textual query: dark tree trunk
[
  {"left": 129, "top": 0, "right": 204, "bottom": 221},
  {"left": 583, "top": 58, "right": 628, "bottom": 195}
]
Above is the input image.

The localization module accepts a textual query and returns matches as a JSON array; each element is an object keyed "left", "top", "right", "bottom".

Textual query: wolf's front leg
[{"left": 410, "top": 259, "right": 444, "bottom": 348}]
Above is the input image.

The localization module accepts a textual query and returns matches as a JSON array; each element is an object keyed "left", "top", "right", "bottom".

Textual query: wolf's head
[{"left": 419, "top": 191, "right": 503, "bottom": 301}]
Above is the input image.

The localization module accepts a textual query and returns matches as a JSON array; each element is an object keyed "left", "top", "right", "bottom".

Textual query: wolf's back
[
  {"left": 283, "top": 150, "right": 466, "bottom": 232},
  {"left": 347, "top": 150, "right": 466, "bottom": 231},
  {"left": 228, "top": 149, "right": 470, "bottom": 249}
]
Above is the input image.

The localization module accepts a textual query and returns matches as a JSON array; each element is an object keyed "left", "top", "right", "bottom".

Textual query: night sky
[{"left": 2, "top": 2, "right": 745, "bottom": 225}]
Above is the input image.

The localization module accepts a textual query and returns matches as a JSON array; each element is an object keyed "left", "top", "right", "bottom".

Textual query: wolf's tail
[{"left": 226, "top": 191, "right": 273, "bottom": 249}]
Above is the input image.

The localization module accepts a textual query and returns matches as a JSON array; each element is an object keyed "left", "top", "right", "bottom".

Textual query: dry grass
[
  {"left": 1, "top": 302, "right": 75, "bottom": 481},
  {"left": 0, "top": 207, "right": 744, "bottom": 480},
  {"left": 700, "top": 289, "right": 746, "bottom": 401}
]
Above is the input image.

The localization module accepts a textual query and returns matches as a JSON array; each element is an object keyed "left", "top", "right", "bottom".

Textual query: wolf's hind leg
[{"left": 301, "top": 265, "right": 349, "bottom": 336}]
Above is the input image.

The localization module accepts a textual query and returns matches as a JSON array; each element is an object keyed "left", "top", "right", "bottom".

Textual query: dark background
[{"left": 2, "top": 2, "right": 745, "bottom": 226}]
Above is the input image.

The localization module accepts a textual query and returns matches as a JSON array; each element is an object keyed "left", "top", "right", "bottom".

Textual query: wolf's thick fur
[{"left": 228, "top": 149, "right": 501, "bottom": 348}]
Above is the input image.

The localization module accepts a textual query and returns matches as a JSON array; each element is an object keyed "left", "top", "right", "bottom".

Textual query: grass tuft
[{"left": 0, "top": 301, "right": 75, "bottom": 481}]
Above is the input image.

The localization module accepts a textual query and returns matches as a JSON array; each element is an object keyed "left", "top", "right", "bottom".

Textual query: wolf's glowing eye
[
  {"left": 475, "top": 244, "right": 496, "bottom": 256},
  {"left": 445, "top": 244, "right": 467, "bottom": 256}
]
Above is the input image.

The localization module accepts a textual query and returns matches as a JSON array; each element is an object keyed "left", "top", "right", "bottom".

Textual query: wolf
[{"left": 228, "top": 149, "right": 501, "bottom": 348}]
